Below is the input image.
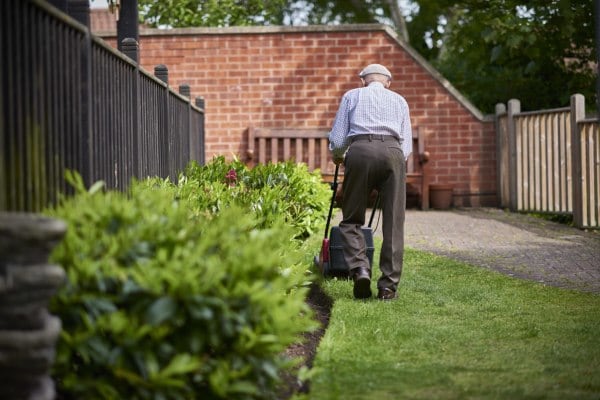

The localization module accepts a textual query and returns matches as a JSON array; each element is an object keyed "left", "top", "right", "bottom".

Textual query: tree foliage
[
  {"left": 138, "top": 0, "right": 287, "bottom": 27},
  {"left": 416, "top": 0, "right": 596, "bottom": 112},
  {"left": 282, "top": 0, "right": 409, "bottom": 40},
  {"left": 137, "top": 0, "right": 407, "bottom": 33},
  {"left": 136, "top": 0, "right": 597, "bottom": 114}
]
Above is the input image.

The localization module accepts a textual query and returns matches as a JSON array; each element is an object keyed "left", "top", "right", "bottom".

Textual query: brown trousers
[{"left": 340, "top": 135, "right": 406, "bottom": 292}]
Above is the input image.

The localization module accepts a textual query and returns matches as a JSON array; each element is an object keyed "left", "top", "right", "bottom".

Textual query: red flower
[{"left": 225, "top": 169, "right": 237, "bottom": 186}]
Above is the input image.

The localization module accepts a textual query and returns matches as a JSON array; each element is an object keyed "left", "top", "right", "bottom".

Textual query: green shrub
[
  {"left": 46, "top": 172, "right": 319, "bottom": 399},
  {"left": 179, "top": 157, "right": 331, "bottom": 240}
]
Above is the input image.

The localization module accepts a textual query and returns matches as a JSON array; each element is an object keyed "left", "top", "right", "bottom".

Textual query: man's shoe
[
  {"left": 353, "top": 268, "right": 372, "bottom": 299},
  {"left": 377, "top": 288, "right": 397, "bottom": 301}
]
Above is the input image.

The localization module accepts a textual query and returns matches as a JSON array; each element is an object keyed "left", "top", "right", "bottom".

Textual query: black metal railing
[{"left": 1, "top": 0, "right": 205, "bottom": 212}]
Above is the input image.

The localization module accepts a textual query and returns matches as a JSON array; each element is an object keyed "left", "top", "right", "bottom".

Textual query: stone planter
[
  {"left": 0, "top": 213, "right": 67, "bottom": 400},
  {"left": 429, "top": 184, "right": 454, "bottom": 209}
]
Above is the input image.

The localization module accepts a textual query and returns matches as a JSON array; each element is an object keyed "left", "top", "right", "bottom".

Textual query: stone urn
[{"left": 0, "top": 213, "right": 67, "bottom": 400}]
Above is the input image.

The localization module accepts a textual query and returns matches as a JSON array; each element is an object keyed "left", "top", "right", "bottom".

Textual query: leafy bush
[
  {"left": 178, "top": 157, "right": 330, "bottom": 239},
  {"left": 46, "top": 161, "right": 329, "bottom": 399}
]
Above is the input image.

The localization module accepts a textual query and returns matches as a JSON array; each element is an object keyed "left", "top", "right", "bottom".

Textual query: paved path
[{"left": 339, "top": 208, "right": 600, "bottom": 294}]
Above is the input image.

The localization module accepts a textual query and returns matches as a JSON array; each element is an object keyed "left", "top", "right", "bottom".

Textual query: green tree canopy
[
  {"left": 419, "top": 0, "right": 596, "bottom": 112},
  {"left": 138, "top": 0, "right": 287, "bottom": 27}
]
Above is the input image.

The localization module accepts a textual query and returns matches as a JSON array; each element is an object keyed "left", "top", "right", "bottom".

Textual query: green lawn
[{"left": 305, "top": 243, "right": 600, "bottom": 400}]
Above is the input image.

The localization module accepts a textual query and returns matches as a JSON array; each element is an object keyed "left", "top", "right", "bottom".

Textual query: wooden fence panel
[
  {"left": 578, "top": 120, "right": 600, "bottom": 227},
  {"left": 514, "top": 109, "right": 572, "bottom": 214},
  {"left": 497, "top": 94, "right": 599, "bottom": 229}
]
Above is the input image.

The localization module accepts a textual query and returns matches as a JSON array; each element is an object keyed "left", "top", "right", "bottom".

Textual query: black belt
[{"left": 350, "top": 134, "right": 399, "bottom": 143}]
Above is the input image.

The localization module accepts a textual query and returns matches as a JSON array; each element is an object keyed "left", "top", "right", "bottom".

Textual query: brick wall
[{"left": 100, "top": 24, "right": 497, "bottom": 207}]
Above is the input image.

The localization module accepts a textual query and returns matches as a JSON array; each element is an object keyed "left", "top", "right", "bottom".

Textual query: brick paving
[
  {"left": 404, "top": 208, "right": 600, "bottom": 294},
  {"left": 346, "top": 208, "right": 600, "bottom": 294}
]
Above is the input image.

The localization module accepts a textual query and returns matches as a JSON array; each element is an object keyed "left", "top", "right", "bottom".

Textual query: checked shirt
[{"left": 328, "top": 81, "right": 412, "bottom": 161}]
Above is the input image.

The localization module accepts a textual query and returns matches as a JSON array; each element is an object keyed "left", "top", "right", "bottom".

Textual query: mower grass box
[{"left": 326, "top": 226, "right": 375, "bottom": 278}]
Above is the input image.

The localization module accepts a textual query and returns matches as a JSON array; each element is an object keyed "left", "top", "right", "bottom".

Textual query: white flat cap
[{"left": 359, "top": 64, "right": 392, "bottom": 79}]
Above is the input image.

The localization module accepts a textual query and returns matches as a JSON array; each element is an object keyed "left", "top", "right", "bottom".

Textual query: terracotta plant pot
[{"left": 429, "top": 184, "right": 454, "bottom": 209}]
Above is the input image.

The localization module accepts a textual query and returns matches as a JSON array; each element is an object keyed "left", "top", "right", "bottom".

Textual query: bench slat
[
  {"left": 295, "top": 138, "right": 303, "bottom": 163},
  {"left": 308, "top": 139, "right": 315, "bottom": 170},
  {"left": 283, "top": 138, "right": 291, "bottom": 160},
  {"left": 258, "top": 138, "right": 267, "bottom": 164},
  {"left": 271, "top": 138, "right": 278, "bottom": 163},
  {"left": 320, "top": 138, "right": 329, "bottom": 174}
]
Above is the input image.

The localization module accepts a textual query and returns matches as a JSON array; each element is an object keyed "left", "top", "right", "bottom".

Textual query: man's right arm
[{"left": 328, "top": 95, "right": 351, "bottom": 161}]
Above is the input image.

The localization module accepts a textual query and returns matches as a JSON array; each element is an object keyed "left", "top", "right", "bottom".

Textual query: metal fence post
[
  {"left": 78, "top": 31, "right": 93, "bottom": 189},
  {"left": 117, "top": 0, "right": 139, "bottom": 60},
  {"left": 178, "top": 84, "right": 192, "bottom": 163},
  {"left": 121, "top": 37, "right": 139, "bottom": 63},
  {"left": 155, "top": 64, "right": 168, "bottom": 84},
  {"left": 47, "top": 0, "right": 68, "bottom": 12},
  {"left": 154, "top": 65, "right": 170, "bottom": 178},
  {"left": 179, "top": 84, "right": 191, "bottom": 98},
  {"left": 507, "top": 99, "right": 520, "bottom": 211},
  {"left": 123, "top": 38, "right": 140, "bottom": 177},
  {"left": 195, "top": 97, "right": 206, "bottom": 165},
  {"left": 570, "top": 94, "right": 586, "bottom": 228},
  {"left": 66, "top": 0, "right": 89, "bottom": 27}
]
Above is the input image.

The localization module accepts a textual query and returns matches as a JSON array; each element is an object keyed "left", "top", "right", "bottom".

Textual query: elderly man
[{"left": 328, "top": 63, "right": 412, "bottom": 300}]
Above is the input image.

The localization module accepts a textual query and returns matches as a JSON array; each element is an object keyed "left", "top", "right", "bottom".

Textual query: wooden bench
[
  {"left": 246, "top": 127, "right": 337, "bottom": 180},
  {"left": 246, "top": 126, "right": 429, "bottom": 209},
  {"left": 406, "top": 127, "right": 430, "bottom": 209}
]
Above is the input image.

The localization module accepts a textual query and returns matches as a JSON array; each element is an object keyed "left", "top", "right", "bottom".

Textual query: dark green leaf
[
  {"left": 146, "top": 296, "right": 177, "bottom": 326},
  {"left": 490, "top": 45, "right": 502, "bottom": 62}
]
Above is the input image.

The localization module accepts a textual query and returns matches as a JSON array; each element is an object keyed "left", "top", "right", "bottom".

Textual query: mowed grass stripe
[{"left": 308, "top": 246, "right": 600, "bottom": 400}]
